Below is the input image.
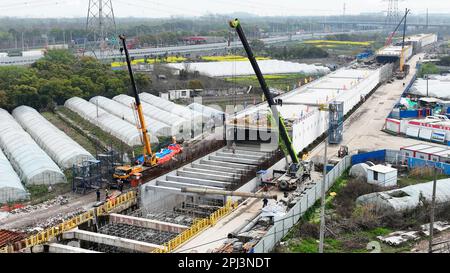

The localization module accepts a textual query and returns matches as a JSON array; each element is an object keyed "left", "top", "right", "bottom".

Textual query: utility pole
[
  {"left": 21, "top": 32, "right": 24, "bottom": 51},
  {"left": 428, "top": 166, "right": 438, "bottom": 253},
  {"left": 426, "top": 9, "right": 429, "bottom": 31},
  {"left": 426, "top": 75, "right": 429, "bottom": 97},
  {"left": 319, "top": 131, "right": 328, "bottom": 253}
]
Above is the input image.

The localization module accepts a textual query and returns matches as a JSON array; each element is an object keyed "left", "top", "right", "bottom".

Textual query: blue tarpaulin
[
  {"left": 351, "top": 150, "right": 386, "bottom": 165},
  {"left": 408, "top": 158, "right": 450, "bottom": 175}
]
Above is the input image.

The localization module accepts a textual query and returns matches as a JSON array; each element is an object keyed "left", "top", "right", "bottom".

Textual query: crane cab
[{"left": 113, "top": 165, "right": 143, "bottom": 181}]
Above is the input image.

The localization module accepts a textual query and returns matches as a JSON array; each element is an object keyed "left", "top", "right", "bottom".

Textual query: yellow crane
[{"left": 113, "top": 35, "right": 157, "bottom": 184}]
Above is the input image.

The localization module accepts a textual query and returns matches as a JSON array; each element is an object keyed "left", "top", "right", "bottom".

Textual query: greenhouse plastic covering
[
  {"left": 188, "top": 102, "right": 225, "bottom": 119},
  {"left": 89, "top": 96, "right": 172, "bottom": 137},
  {"left": 113, "top": 94, "right": 188, "bottom": 135},
  {"left": 166, "top": 60, "right": 330, "bottom": 77},
  {"left": 408, "top": 75, "right": 450, "bottom": 100},
  {"left": 0, "top": 148, "right": 28, "bottom": 203},
  {"left": 357, "top": 178, "right": 450, "bottom": 212},
  {"left": 64, "top": 97, "right": 158, "bottom": 146},
  {"left": 0, "top": 109, "right": 66, "bottom": 185},
  {"left": 12, "top": 106, "right": 95, "bottom": 170},
  {"left": 139, "top": 92, "right": 203, "bottom": 128}
]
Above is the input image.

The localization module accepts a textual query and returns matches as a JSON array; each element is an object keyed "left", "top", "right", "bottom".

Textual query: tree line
[{"left": 0, "top": 50, "right": 151, "bottom": 111}]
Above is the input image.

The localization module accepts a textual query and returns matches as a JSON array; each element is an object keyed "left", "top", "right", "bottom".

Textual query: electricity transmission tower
[
  {"left": 86, "top": 0, "right": 118, "bottom": 59},
  {"left": 384, "top": 0, "right": 400, "bottom": 28}
]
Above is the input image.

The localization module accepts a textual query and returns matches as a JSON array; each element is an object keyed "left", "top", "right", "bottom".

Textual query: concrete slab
[
  {"left": 110, "top": 213, "right": 188, "bottom": 233},
  {"left": 166, "top": 175, "right": 231, "bottom": 187},
  {"left": 63, "top": 229, "right": 165, "bottom": 253}
]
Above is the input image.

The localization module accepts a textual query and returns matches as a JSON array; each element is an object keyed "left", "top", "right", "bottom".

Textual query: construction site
[{"left": 1, "top": 0, "right": 450, "bottom": 256}]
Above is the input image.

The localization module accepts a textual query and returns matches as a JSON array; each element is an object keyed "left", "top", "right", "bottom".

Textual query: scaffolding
[
  {"left": 71, "top": 150, "right": 122, "bottom": 194},
  {"left": 328, "top": 101, "right": 344, "bottom": 144}
]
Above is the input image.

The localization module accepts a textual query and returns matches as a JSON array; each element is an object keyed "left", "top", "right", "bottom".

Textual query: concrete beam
[
  {"left": 30, "top": 243, "right": 101, "bottom": 253},
  {"left": 145, "top": 185, "right": 183, "bottom": 194},
  {"left": 177, "top": 170, "right": 237, "bottom": 182},
  {"left": 110, "top": 213, "right": 188, "bottom": 233},
  {"left": 157, "top": 179, "right": 224, "bottom": 190},
  {"left": 63, "top": 229, "right": 165, "bottom": 253},
  {"left": 166, "top": 175, "right": 231, "bottom": 187},
  {"left": 145, "top": 185, "right": 225, "bottom": 199},
  {"left": 191, "top": 162, "right": 246, "bottom": 174},
  {"left": 216, "top": 151, "right": 264, "bottom": 160},
  {"left": 209, "top": 155, "right": 260, "bottom": 165},
  {"left": 183, "top": 167, "right": 240, "bottom": 178},
  {"left": 222, "top": 148, "right": 268, "bottom": 157},
  {"left": 200, "top": 159, "right": 253, "bottom": 170}
]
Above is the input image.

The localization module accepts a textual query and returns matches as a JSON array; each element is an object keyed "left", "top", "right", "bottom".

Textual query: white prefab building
[
  {"left": 229, "top": 65, "right": 386, "bottom": 153},
  {"left": 367, "top": 165, "right": 398, "bottom": 187},
  {"left": 401, "top": 143, "right": 450, "bottom": 163}
]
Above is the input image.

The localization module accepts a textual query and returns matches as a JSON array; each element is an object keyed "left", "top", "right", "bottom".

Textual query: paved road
[{"left": 309, "top": 52, "right": 447, "bottom": 161}]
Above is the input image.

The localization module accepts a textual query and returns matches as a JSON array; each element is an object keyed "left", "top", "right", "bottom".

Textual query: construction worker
[
  {"left": 105, "top": 188, "right": 109, "bottom": 201},
  {"left": 119, "top": 180, "right": 124, "bottom": 193},
  {"left": 96, "top": 188, "right": 100, "bottom": 202},
  {"left": 262, "top": 198, "right": 268, "bottom": 208},
  {"left": 231, "top": 141, "right": 236, "bottom": 155}
]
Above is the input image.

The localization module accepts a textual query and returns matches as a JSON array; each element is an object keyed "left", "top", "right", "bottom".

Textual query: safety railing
[
  {"left": 153, "top": 200, "right": 238, "bottom": 253},
  {"left": 0, "top": 246, "right": 9, "bottom": 253},
  {"left": 96, "top": 191, "right": 136, "bottom": 216},
  {"left": 0, "top": 191, "right": 137, "bottom": 253},
  {"left": 23, "top": 209, "right": 96, "bottom": 249}
]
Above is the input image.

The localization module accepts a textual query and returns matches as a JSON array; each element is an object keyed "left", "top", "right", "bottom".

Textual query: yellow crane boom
[{"left": 119, "top": 35, "right": 156, "bottom": 167}]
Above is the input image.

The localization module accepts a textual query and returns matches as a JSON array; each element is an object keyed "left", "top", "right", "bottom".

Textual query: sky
[{"left": 0, "top": 0, "right": 448, "bottom": 18}]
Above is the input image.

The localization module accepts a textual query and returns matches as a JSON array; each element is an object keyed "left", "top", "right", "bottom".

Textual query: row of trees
[
  {"left": 0, "top": 50, "right": 151, "bottom": 111},
  {"left": 265, "top": 44, "right": 329, "bottom": 60}
]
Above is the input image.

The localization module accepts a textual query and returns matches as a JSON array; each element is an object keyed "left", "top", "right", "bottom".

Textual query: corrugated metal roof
[{"left": 0, "top": 229, "right": 25, "bottom": 247}]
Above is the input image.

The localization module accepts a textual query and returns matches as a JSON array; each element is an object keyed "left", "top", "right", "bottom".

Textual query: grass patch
[
  {"left": 278, "top": 169, "right": 414, "bottom": 253},
  {"left": 224, "top": 73, "right": 309, "bottom": 91},
  {"left": 42, "top": 111, "right": 98, "bottom": 155},
  {"left": 26, "top": 180, "right": 72, "bottom": 205},
  {"left": 58, "top": 107, "right": 132, "bottom": 153},
  {"left": 111, "top": 56, "right": 186, "bottom": 67},
  {"left": 398, "top": 173, "right": 449, "bottom": 187},
  {"left": 304, "top": 40, "right": 373, "bottom": 46}
]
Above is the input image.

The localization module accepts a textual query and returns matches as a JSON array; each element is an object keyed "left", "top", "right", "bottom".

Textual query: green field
[{"left": 223, "top": 73, "right": 310, "bottom": 92}]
